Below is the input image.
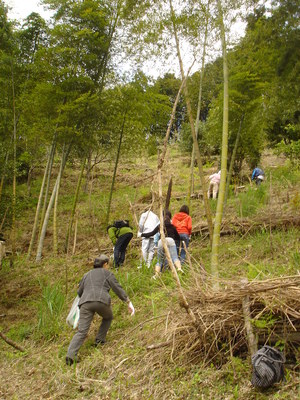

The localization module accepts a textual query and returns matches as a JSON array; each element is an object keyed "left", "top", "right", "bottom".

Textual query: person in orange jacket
[{"left": 172, "top": 205, "right": 192, "bottom": 264}]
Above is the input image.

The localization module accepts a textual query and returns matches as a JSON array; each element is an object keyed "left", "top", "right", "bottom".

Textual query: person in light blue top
[{"left": 251, "top": 168, "right": 265, "bottom": 186}]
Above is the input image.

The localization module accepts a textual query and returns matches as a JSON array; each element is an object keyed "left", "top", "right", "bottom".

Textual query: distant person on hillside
[
  {"left": 207, "top": 170, "right": 221, "bottom": 199},
  {"left": 107, "top": 220, "right": 133, "bottom": 269},
  {"left": 66, "top": 254, "right": 134, "bottom": 366},
  {"left": 172, "top": 205, "right": 192, "bottom": 264},
  {"left": 138, "top": 209, "right": 160, "bottom": 268},
  {"left": 251, "top": 167, "right": 265, "bottom": 186}
]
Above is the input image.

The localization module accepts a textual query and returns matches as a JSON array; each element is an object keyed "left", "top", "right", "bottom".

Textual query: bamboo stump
[{"left": 241, "top": 279, "right": 258, "bottom": 357}]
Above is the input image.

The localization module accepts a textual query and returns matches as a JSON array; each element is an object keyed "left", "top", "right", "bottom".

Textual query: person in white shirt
[
  {"left": 138, "top": 209, "right": 160, "bottom": 268},
  {"left": 207, "top": 170, "right": 221, "bottom": 199}
]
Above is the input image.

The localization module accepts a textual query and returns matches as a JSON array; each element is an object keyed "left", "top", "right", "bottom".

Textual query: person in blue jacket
[{"left": 251, "top": 168, "right": 265, "bottom": 186}]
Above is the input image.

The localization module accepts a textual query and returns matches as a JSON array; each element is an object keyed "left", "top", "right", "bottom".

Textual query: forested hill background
[{"left": 0, "top": 0, "right": 299, "bottom": 399}]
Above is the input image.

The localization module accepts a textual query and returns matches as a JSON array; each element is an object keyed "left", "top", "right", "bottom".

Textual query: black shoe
[
  {"left": 65, "top": 356, "right": 73, "bottom": 366},
  {"left": 92, "top": 340, "right": 105, "bottom": 347}
]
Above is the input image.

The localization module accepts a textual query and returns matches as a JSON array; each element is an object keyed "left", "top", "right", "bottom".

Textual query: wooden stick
[
  {"left": 241, "top": 279, "right": 257, "bottom": 357},
  {"left": 0, "top": 331, "right": 26, "bottom": 352},
  {"left": 146, "top": 340, "right": 172, "bottom": 350}
]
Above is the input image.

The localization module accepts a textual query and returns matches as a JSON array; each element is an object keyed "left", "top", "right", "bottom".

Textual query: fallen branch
[
  {"left": 147, "top": 340, "right": 172, "bottom": 350},
  {"left": 192, "top": 214, "right": 300, "bottom": 238},
  {"left": 0, "top": 331, "right": 26, "bottom": 352}
]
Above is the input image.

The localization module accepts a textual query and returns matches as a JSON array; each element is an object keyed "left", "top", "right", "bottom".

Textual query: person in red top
[{"left": 172, "top": 205, "right": 192, "bottom": 264}]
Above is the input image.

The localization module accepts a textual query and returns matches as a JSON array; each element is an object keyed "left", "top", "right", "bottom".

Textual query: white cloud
[{"left": 4, "top": 0, "right": 53, "bottom": 22}]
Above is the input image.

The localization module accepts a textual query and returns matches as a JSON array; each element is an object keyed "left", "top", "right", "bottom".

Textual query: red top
[{"left": 172, "top": 212, "right": 192, "bottom": 235}]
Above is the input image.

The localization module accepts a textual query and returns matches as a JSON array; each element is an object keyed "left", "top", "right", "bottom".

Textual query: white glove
[
  {"left": 137, "top": 231, "right": 142, "bottom": 238},
  {"left": 128, "top": 301, "right": 135, "bottom": 316}
]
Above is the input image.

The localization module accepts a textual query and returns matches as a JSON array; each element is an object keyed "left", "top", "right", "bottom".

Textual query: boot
[{"left": 174, "top": 259, "right": 183, "bottom": 272}]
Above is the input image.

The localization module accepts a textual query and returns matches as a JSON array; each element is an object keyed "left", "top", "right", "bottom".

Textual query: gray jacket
[{"left": 77, "top": 268, "right": 128, "bottom": 307}]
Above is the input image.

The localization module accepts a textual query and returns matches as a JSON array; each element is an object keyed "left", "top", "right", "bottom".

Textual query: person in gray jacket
[{"left": 66, "top": 254, "right": 134, "bottom": 365}]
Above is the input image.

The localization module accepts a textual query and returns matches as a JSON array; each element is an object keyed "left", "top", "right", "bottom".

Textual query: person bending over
[{"left": 66, "top": 254, "right": 134, "bottom": 365}]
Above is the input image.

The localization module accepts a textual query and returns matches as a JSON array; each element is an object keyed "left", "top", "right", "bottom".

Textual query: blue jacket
[{"left": 252, "top": 168, "right": 264, "bottom": 180}]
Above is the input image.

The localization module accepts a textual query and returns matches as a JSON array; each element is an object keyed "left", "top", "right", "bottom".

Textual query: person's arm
[
  {"left": 138, "top": 214, "right": 145, "bottom": 232},
  {"left": 107, "top": 227, "right": 117, "bottom": 245},
  {"left": 173, "top": 226, "right": 181, "bottom": 242},
  {"left": 187, "top": 216, "right": 192, "bottom": 235},
  {"left": 108, "top": 273, "right": 129, "bottom": 302},
  {"left": 108, "top": 273, "right": 135, "bottom": 315},
  {"left": 141, "top": 224, "right": 160, "bottom": 238},
  {"left": 77, "top": 275, "right": 86, "bottom": 297}
]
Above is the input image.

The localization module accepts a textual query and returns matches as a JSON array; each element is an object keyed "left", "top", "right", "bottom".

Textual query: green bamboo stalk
[{"left": 210, "top": 0, "right": 229, "bottom": 289}]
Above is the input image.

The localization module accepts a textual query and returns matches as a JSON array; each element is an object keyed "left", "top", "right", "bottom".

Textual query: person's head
[
  {"left": 94, "top": 254, "right": 109, "bottom": 269},
  {"left": 164, "top": 215, "right": 171, "bottom": 225},
  {"left": 179, "top": 205, "right": 189, "bottom": 215},
  {"left": 164, "top": 209, "right": 172, "bottom": 219}
]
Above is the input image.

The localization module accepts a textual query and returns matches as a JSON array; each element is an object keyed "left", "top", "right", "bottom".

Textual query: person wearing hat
[{"left": 66, "top": 254, "right": 134, "bottom": 365}]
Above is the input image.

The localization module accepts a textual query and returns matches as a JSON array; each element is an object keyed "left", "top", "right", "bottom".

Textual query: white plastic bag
[{"left": 66, "top": 295, "right": 80, "bottom": 329}]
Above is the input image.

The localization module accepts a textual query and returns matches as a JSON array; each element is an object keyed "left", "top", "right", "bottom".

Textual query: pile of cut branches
[
  {"left": 149, "top": 275, "right": 300, "bottom": 367},
  {"left": 192, "top": 212, "right": 300, "bottom": 237}
]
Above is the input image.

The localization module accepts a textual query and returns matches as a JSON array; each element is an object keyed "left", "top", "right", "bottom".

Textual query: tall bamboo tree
[
  {"left": 169, "top": 0, "right": 213, "bottom": 242},
  {"left": 210, "top": 0, "right": 229, "bottom": 288}
]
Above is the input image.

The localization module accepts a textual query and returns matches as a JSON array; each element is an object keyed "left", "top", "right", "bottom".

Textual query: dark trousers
[
  {"left": 67, "top": 301, "right": 113, "bottom": 359},
  {"left": 114, "top": 232, "right": 133, "bottom": 267}
]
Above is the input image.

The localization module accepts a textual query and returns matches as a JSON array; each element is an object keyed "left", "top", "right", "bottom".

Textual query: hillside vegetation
[{"left": 0, "top": 145, "right": 299, "bottom": 399}]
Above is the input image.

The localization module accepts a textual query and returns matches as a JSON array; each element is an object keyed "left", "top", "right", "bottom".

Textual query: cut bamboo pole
[{"left": 241, "top": 279, "right": 258, "bottom": 357}]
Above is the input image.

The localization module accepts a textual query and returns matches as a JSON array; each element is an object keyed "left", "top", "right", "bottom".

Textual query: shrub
[
  {"left": 236, "top": 185, "right": 268, "bottom": 217},
  {"left": 275, "top": 139, "right": 300, "bottom": 167},
  {"left": 35, "top": 284, "right": 65, "bottom": 341}
]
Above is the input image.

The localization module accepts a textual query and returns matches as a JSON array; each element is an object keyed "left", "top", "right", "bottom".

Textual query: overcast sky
[{"left": 4, "top": 0, "right": 52, "bottom": 22}]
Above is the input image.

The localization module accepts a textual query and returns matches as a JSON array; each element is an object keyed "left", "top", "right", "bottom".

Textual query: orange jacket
[{"left": 172, "top": 212, "right": 192, "bottom": 235}]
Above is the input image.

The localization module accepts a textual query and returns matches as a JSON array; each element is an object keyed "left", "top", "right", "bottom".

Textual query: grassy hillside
[{"left": 0, "top": 145, "right": 299, "bottom": 399}]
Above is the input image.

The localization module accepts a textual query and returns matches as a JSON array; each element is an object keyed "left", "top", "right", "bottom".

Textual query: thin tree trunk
[
  {"left": 65, "top": 158, "right": 86, "bottom": 253},
  {"left": 224, "top": 114, "right": 244, "bottom": 206},
  {"left": 38, "top": 137, "right": 56, "bottom": 239},
  {"left": 27, "top": 141, "right": 56, "bottom": 259},
  {"left": 36, "top": 145, "right": 70, "bottom": 262},
  {"left": 210, "top": 0, "right": 229, "bottom": 288},
  {"left": 106, "top": 111, "right": 127, "bottom": 226},
  {"left": 27, "top": 165, "right": 34, "bottom": 197},
  {"left": 53, "top": 174, "right": 60, "bottom": 255},
  {"left": 88, "top": 165, "right": 100, "bottom": 251},
  {"left": 0, "top": 150, "right": 10, "bottom": 202},
  {"left": 169, "top": 0, "right": 213, "bottom": 243},
  {"left": 155, "top": 73, "right": 196, "bottom": 323},
  {"left": 157, "top": 171, "right": 196, "bottom": 323},
  {"left": 241, "top": 279, "right": 258, "bottom": 356},
  {"left": 83, "top": 151, "right": 91, "bottom": 193},
  {"left": 11, "top": 65, "right": 17, "bottom": 256},
  {"left": 72, "top": 217, "right": 78, "bottom": 256},
  {"left": 54, "top": 144, "right": 70, "bottom": 255},
  {"left": 187, "top": 2, "right": 210, "bottom": 209},
  {"left": 165, "top": 177, "right": 173, "bottom": 212},
  {"left": 0, "top": 207, "right": 9, "bottom": 231}
]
